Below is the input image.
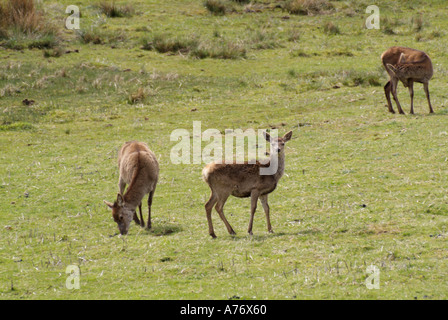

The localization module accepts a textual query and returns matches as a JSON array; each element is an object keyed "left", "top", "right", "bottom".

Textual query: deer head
[
  {"left": 386, "top": 63, "right": 401, "bottom": 76},
  {"left": 104, "top": 193, "right": 134, "bottom": 235},
  {"left": 263, "top": 130, "right": 293, "bottom": 155}
]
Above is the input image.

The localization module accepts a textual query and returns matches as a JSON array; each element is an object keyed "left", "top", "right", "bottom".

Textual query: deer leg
[
  {"left": 408, "top": 80, "right": 414, "bottom": 114},
  {"left": 423, "top": 82, "right": 434, "bottom": 114},
  {"left": 259, "top": 194, "right": 273, "bottom": 233},
  {"left": 391, "top": 78, "right": 405, "bottom": 114},
  {"left": 384, "top": 81, "right": 395, "bottom": 114},
  {"left": 214, "top": 193, "right": 235, "bottom": 236},
  {"left": 205, "top": 192, "right": 218, "bottom": 238},
  {"left": 138, "top": 202, "right": 145, "bottom": 228},
  {"left": 215, "top": 196, "right": 236, "bottom": 236},
  {"left": 146, "top": 189, "right": 154, "bottom": 230},
  {"left": 133, "top": 211, "right": 141, "bottom": 226},
  {"left": 248, "top": 190, "right": 260, "bottom": 235}
]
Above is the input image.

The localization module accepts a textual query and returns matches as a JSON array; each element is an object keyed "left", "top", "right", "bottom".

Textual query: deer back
[
  {"left": 119, "top": 141, "right": 159, "bottom": 195},
  {"left": 382, "top": 46, "right": 433, "bottom": 80}
]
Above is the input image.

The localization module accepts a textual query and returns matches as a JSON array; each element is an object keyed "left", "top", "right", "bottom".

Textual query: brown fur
[
  {"left": 202, "top": 131, "right": 292, "bottom": 238},
  {"left": 104, "top": 141, "right": 159, "bottom": 235},
  {"left": 381, "top": 46, "right": 434, "bottom": 114}
]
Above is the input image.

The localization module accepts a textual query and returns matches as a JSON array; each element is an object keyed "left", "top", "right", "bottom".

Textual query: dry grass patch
[
  {"left": 0, "top": 0, "right": 59, "bottom": 49},
  {"left": 284, "top": 0, "right": 334, "bottom": 15},
  {"left": 141, "top": 33, "right": 246, "bottom": 59},
  {"left": 99, "top": 1, "right": 134, "bottom": 17},
  {"left": 323, "top": 21, "right": 340, "bottom": 35},
  {"left": 0, "top": 0, "right": 57, "bottom": 35},
  {"left": 204, "top": 0, "right": 228, "bottom": 15}
]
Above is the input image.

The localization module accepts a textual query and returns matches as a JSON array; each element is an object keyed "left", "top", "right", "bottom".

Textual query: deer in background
[
  {"left": 381, "top": 46, "right": 434, "bottom": 114},
  {"left": 202, "top": 131, "right": 293, "bottom": 238},
  {"left": 104, "top": 141, "right": 159, "bottom": 235}
]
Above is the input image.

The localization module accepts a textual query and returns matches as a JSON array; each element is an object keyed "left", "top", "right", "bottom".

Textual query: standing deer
[
  {"left": 202, "top": 131, "right": 293, "bottom": 238},
  {"left": 381, "top": 46, "right": 434, "bottom": 114},
  {"left": 104, "top": 141, "right": 159, "bottom": 235}
]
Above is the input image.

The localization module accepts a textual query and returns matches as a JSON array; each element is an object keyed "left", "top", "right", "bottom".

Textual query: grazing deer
[
  {"left": 202, "top": 131, "right": 293, "bottom": 238},
  {"left": 381, "top": 46, "right": 434, "bottom": 114},
  {"left": 104, "top": 141, "right": 159, "bottom": 235}
]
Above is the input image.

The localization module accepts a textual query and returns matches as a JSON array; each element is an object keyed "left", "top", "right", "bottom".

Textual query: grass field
[{"left": 0, "top": 0, "right": 447, "bottom": 299}]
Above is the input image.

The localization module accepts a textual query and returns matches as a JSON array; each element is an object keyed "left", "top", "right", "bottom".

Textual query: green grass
[{"left": 0, "top": 0, "right": 447, "bottom": 300}]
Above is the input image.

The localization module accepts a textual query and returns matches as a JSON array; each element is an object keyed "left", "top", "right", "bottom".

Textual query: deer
[
  {"left": 104, "top": 141, "right": 159, "bottom": 235},
  {"left": 202, "top": 130, "right": 293, "bottom": 238},
  {"left": 381, "top": 46, "right": 434, "bottom": 115}
]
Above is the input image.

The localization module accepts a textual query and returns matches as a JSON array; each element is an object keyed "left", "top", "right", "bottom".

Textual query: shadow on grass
[
  {"left": 214, "top": 228, "right": 322, "bottom": 241},
  {"left": 428, "top": 108, "right": 448, "bottom": 116},
  {"left": 400, "top": 106, "right": 447, "bottom": 116},
  {"left": 147, "top": 223, "right": 183, "bottom": 236},
  {"left": 108, "top": 223, "right": 183, "bottom": 237}
]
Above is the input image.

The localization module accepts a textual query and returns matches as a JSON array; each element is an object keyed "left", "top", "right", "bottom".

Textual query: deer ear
[
  {"left": 283, "top": 131, "right": 293, "bottom": 142},
  {"left": 263, "top": 131, "right": 271, "bottom": 142},
  {"left": 387, "top": 63, "right": 397, "bottom": 75},
  {"left": 103, "top": 200, "right": 114, "bottom": 209},
  {"left": 116, "top": 193, "right": 124, "bottom": 207},
  {"left": 398, "top": 53, "right": 406, "bottom": 64}
]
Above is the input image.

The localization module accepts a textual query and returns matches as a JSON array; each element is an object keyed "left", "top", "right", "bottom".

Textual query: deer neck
[
  {"left": 270, "top": 151, "right": 286, "bottom": 181},
  {"left": 123, "top": 173, "right": 147, "bottom": 209}
]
